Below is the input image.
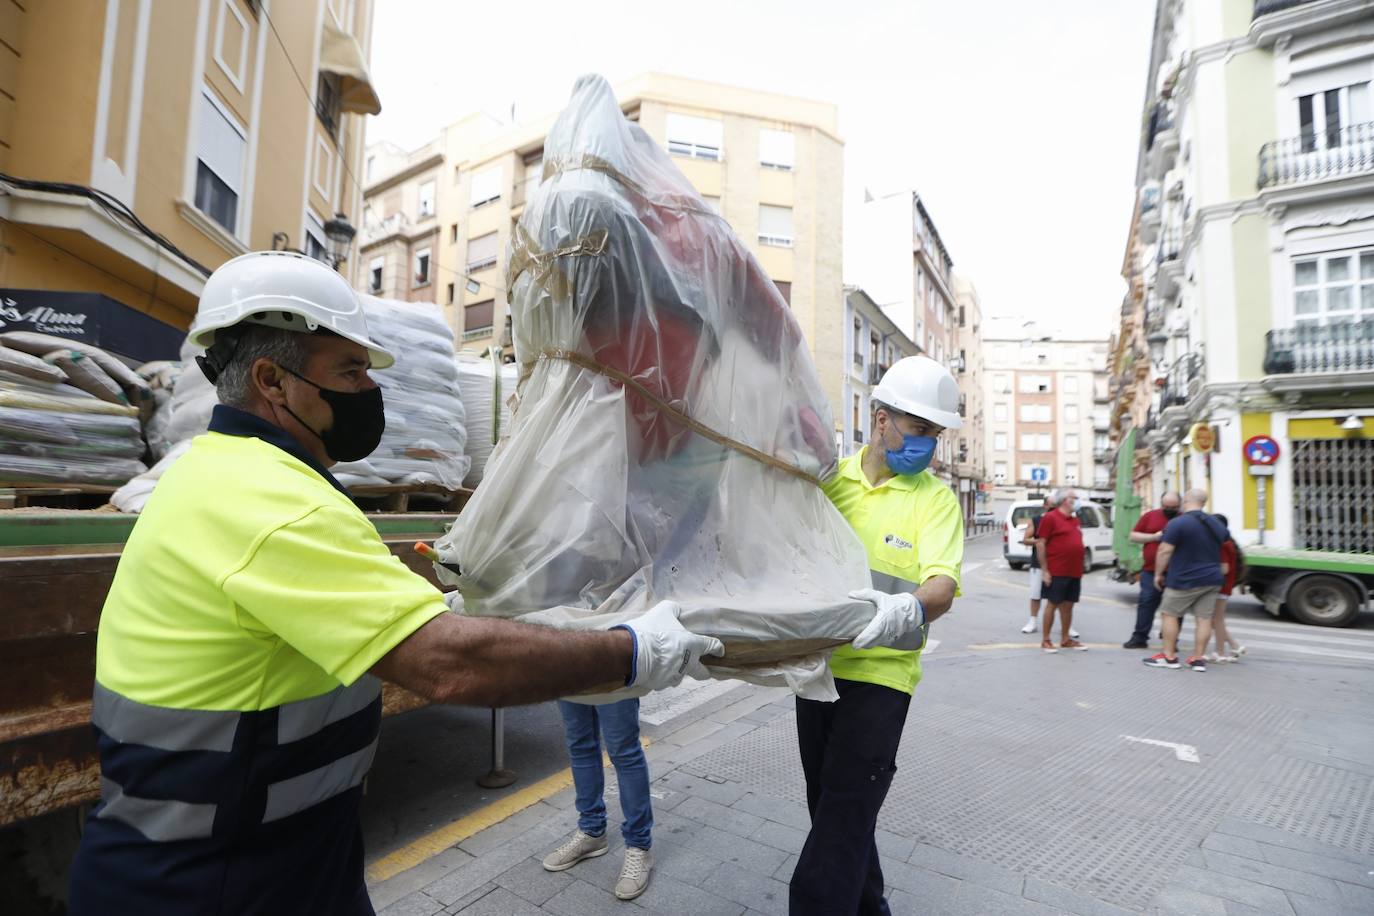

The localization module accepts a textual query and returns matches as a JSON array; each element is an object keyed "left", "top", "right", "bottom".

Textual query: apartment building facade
[
  {"left": 984, "top": 322, "right": 1113, "bottom": 502},
  {"left": 952, "top": 275, "right": 988, "bottom": 517},
  {"left": 0, "top": 0, "right": 378, "bottom": 342},
  {"left": 356, "top": 73, "right": 848, "bottom": 422},
  {"left": 1109, "top": 0, "right": 1374, "bottom": 552},
  {"left": 848, "top": 189, "right": 983, "bottom": 496},
  {"left": 839, "top": 285, "right": 921, "bottom": 455}
]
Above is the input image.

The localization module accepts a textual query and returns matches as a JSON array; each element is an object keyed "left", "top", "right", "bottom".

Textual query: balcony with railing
[
  {"left": 1258, "top": 121, "right": 1374, "bottom": 190},
  {"left": 1160, "top": 351, "right": 1204, "bottom": 413},
  {"left": 1263, "top": 321, "right": 1374, "bottom": 387}
]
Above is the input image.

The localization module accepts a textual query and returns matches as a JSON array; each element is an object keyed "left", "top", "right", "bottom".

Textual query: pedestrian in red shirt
[
  {"left": 1122, "top": 491, "right": 1181, "bottom": 649},
  {"left": 1207, "top": 513, "right": 1247, "bottom": 663},
  {"left": 1035, "top": 489, "right": 1087, "bottom": 652}
]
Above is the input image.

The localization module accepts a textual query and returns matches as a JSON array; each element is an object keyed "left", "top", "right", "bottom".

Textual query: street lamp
[
  {"left": 1146, "top": 330, "right": 1168, "bottom": 365},
  {"left": 323, "top": 212, "right": 356, "bottom": 271}
]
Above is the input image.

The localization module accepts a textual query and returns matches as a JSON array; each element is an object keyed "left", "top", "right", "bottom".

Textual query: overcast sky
[{"left": 365, "top": 0, "right": 1156, "bottom": 338}]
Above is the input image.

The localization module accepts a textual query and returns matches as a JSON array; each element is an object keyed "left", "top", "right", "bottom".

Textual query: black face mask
[
  {"left": 1162, "top": 507, "right": 1180, "bottom": 519},
  {"left": 280, "top": 367, "right": 386, "bottom": 463}
]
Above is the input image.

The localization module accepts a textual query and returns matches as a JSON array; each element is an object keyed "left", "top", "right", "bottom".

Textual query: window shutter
[{"left": 198, "top": 92, "right": 245, "bottom": 193}]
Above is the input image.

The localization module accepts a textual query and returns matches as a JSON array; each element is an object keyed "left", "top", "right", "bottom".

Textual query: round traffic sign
[{"left": 1243, "top": 435, "right": 1280, "bottom": 466}]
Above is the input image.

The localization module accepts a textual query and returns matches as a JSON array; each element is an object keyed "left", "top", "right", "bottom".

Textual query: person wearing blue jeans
[{"left": 542, "top": 698, "right": 653, "bottom": 900}]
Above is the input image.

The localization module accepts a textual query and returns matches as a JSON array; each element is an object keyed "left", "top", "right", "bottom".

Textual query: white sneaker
[
  {"left": 615, "top": 846, "right": 652, "bottom": 900},
  {"left": 542, "top": 830, "right": 609, "bottom": 872},
  {"left": 1069, "top": 628, "right": 1080, "bottom": 639},
  {"left": 1230, "top": 646, "right": 1247, "bottom": 661},
  {"left": 1021, "top": 618, "right": 1038, "bottom": 634}
]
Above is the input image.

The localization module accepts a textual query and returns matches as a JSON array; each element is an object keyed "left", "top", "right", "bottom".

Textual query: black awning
[{"left": 0, "top": 289, "right": 185, "bottom": 364}]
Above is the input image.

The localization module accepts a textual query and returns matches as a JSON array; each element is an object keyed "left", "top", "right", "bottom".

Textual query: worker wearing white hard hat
[
  {"left": 69, "top": 250, "right": 723, "bottom": 916},
  {"left": 790, "top": 355, "right": 965, "bottom": 915}
]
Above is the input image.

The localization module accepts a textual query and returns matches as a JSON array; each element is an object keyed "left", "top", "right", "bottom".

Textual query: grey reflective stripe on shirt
[
  {"left": 96, "top": 777, "right": 217, "bottom": 841},
  {"left": 871, "top": 570, "right": 920, "bottom": 594},
  {"left": 91, "top": 681, "right": 240, "bottom": 753},
  {"left": 276, "top": 676, "right": 382, "bottom": 744},
  {"left": 262, "top": 736, "right": 379, "bottom": 823}
]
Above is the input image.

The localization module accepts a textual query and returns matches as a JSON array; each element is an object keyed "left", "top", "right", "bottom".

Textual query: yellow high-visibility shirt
[
  {"left": 823, "top": 447, "right": 964, "bottom": 695},
  {"left": 96, "top": 423, "right": 447, "bottom": 712}
]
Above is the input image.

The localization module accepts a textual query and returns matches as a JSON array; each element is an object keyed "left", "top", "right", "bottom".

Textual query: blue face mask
[{"left": 885, "top": 433, "right": 937, "bottom": 476}]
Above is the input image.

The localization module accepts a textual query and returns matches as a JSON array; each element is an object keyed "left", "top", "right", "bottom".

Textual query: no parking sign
[{"left": 1243, "top": 435, "right": 1280, "bottom": 466}]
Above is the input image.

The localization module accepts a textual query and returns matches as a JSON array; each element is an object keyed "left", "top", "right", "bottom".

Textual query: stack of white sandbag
[
  {"left": 0, "top": 333, "right": 149, "bottom": 485},
  {"left": 136, "top": 358, "right": 185, "bottom": 462},
  {"left": 114, "top": 297, "right": 470, "bottom": 510},
  {"left": 456, "top": 351, "right": 518, "bottom": 488},
  {"left": 333, "top": 297, "right": 470, "bottom": 490}
]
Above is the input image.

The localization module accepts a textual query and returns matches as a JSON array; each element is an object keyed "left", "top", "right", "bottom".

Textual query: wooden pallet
[
  {"left": 347, "top": 482, "right": 474, "bottom": 514},
  {"left": 0, "top": 484, "right": 118, "bottom": 511}
]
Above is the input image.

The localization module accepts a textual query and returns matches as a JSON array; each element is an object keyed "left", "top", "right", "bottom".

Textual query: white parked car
[{"left": 1003, "top": 500, "right": 1115, "bottom": 571}]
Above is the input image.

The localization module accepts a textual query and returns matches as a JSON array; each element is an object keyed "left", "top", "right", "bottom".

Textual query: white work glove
[
  {"left": 850, "top": 588, "right": 926, "bottom": 651},
  {"left": 616, "top": 600, "right": 725, "bottom": 691}
]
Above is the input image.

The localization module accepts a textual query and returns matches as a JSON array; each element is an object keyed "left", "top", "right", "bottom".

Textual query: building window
[
  {"left": 994, "top": 433, "right": 1008, "bottom": 451},
  {"left": 759, "top": 128, "right": 795, "bottom": 170},
  {"left": 1019, "top": 374, "right": 1051, "bottom": 393},
  {"left": 1066, "top": 434, "right": 1079, "bottom": 452},
  {"left": 852, "top": 317, "right": 863, "bottom": 367},
  {"left": 522, "top": 156, "right": 544, "bottom": 201},
  {"left": 464, "top": 299, "right": 494, "bottom": 337},
  {"left": 446, "top": 282, "right": 455, "bottom": 304},
  {"left": 303, "top": 211, "right": 329, "bottom": 264},
  {"left": 1019, "top": 433, "right": 1035, "bottom": 451},
  {"left": 315, "top": 71, "right": 341, "bottom": 137},
  {"left": 1298, "top": 82, "right": 1370, "bottom": 153},
  {"left": 994, "top": 461, "right": 1008, "bottom": 482},
  {"left": 368, "top": 256, "right": 383, "bottom": 293},
  {"left": 1066, "top": 404, "right": 1079, "bottom": 423},
  {"left": 450, "top": 223, "right": 459, "bottom": 243},
  {"left": 666, "top": 113, "right": 723, "bottom": 160},
  {"left": 869, "top": 331, "right": 880, "bottom": 369},
  {"left": 852, "top": 394, "right": 861, "bottom": 442},
  {"left": 194, "top": 90, "right": 245, "bottom": 234},
  {"left": 418, "top": 180, "right": 436, "bottom": 218},
  {"left": 958, "top": 305, "right": 965, "bottom": 328},
  {"left": 758, "top": 205, "right": 793, "bottom": 247},
  {"left": 1037, "top": 433, "right": 1052, "bottom": 451},
  {"left": 1066, "top": 463, "right": 1079, "bottom": 484},
  {"left": 994, "top": 403, "right": 1008, "bottom": 422},
  {"left": 466, "top": 231, "right": 499, "bottom": 272},
  {"left": 774, "top": 280, "right": 791, "bottom": 305},
  {"left": 470, "top": 166, "right": 502, "bottom": 208},
  {"left": 1065, "top": 374, "right": 1079, "bottom": 393},
  {"left": 413, "top": 249, "right": 431, "bottom": 287},
  {"left": 365, "top": 155, "right": 374, "bottom": 181},
  {"left": 1293, "top": 249, "right": 1374, "bottom": 323},
  {"left": 1019, "top": 405, "right": 1034, "bottom": 423}
]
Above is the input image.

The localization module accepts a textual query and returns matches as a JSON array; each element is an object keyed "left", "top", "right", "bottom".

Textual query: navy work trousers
[
  {"left": 1131, "top": 570, "right": 1163, "bottom": 642},
  {"left": 791, "top": 678, "right": 912, "bottom": 916}
]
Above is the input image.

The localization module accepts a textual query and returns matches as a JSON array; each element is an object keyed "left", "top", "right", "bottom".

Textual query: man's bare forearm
[
  {"left": 1129, "top": 531, "right": 1160, "bottom": 544},
  {"left": 916, "top": 575, "right": 956, "bottom": 624},
  {"left": 1035, "top": 542, "right": 1048, "bottom": 570},
  {"left": 373, "top": 612, "right": 634, "bottom": 707}
]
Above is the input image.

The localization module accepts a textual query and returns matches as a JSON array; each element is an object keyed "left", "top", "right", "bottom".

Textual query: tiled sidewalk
[{"left": 368, "top": 649, "right": 1374, "bottom": 915}]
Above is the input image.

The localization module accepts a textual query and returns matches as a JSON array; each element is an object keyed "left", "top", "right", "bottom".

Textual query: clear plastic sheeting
[
  {"left": 434, "top": 75, "right": 874, "bottom": 700},
  {"left": 333, "top": 296, "right": 470, "bottom": 489},
  {"left": 455, "top": 352, "right": 518, "bottom": 487}
]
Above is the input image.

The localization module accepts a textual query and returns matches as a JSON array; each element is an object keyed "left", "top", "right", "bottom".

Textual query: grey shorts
[{"left": 1160, "top": 586, "right": 1221, "bottom": 620}]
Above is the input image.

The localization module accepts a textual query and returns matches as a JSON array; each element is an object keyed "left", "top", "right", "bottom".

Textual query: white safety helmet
[
  {"left": 871, "top": 355, "right": 963, "bottom": 430},
  {"left": 187, "top": 250, "right": 395, "bottom": 369}
]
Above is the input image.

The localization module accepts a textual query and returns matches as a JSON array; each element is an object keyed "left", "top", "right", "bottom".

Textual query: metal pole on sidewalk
[
  {"left": 1257, "top": 476, "right": 1267, "bottom": 546},
  {"left": 476, "top": 707, "right": 517, "bottom": 788}
]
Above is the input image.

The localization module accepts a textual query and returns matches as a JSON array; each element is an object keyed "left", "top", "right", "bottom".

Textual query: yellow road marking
[{"left": 366, "top": 738, "right": 649, "bottom": 884}]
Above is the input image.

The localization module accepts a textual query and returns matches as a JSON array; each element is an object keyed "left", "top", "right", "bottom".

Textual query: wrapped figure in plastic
[{"left": 435, "top": 75, "right": 877, "bottom": 699}]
